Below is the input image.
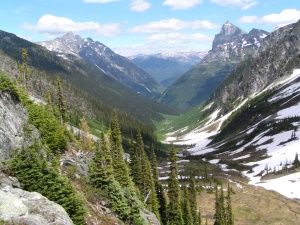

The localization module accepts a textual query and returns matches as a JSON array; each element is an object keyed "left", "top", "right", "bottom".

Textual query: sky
[{"left": 1, "top": 0, "right": 300, "bottom": 56}]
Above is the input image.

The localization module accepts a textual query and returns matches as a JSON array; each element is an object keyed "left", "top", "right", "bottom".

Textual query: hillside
[
  {"left": 160, "top": 20, "right": 300, "bottom": 200},
  {"left": 0, "top": 29, "right": 178, "bottom": 139},
  {"left": 129, "top": 52, "right": 205, "bottom": 88},
  {"left": 159, "top": 21, "right": 269, "bottom": 110},
  {"left": 38, "top": 32, "right": 164, "bottom": 98}
]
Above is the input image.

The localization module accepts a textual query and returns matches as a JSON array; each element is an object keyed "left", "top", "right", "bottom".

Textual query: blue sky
[{"left": 1, "top": 0, "right": 300, "bottom": 56}]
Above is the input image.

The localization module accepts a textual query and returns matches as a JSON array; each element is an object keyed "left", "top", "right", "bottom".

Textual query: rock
[
  {"left": 141, "top": 209, "right": 161, "bottom": 225},
  {"left": 0, "top": 176, "right": 74, "bottom": 225}
]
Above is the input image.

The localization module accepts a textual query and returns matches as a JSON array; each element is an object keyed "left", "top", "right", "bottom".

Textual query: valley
[{"left": 1, "top": 16, "right": 300, "bottom": 225}]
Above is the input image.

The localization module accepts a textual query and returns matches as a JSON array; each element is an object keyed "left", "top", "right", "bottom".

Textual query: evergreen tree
[
  {"left": 129, "top": 133, "right": 142, "bottom": 193},
  {"left": 89, "top": 137, "right": 132, "bottom": 222},
  {"left": 56, "top": 77, "right": 66, "bottom": 125},
  {"left": 181, "top": 185, "right": 193, "bottom": 225},
  {"left": 226, "top": 184, "right": 234, "bottom": 225},
  {"left": 293, "top": 152, "right": 300, "bottom": 168},
  {"left": 189, "top": 174, "right": 198, "bottom": 223},
  {"left": 167, "top": 144, "right": 183, "bottom": 225},
  {"left": 151, "top": 145, "right": 167, "bottom": 225},
  {"left": 197, "top": 208, "right": 202, "bottom": 225},
  {"left": 109, "top": 111, "right": 132, "bottom": 188},
  {"left": 18, "top": 48, "right": 29, "bottom": 90},
  {"left": 10, "top": 141, "right": 86, "bottom": 225},
  {"left": 214, "top": 185, "right": 226, "bottom": 225}
]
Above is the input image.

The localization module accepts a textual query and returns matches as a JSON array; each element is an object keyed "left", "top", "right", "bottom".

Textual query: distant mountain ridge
[
  {"left": 159, "top": 21, "right": 269, "bottom": 110},
  {"left": 129, "top": 51, "right": 206, "bottom": 88},
  {"left": 38, "top": 32, "right": 163, "bottom": 98}
]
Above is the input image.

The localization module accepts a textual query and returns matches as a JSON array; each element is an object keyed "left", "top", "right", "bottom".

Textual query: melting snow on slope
[{"left": 255, "top": 172, "right": 300, "bottom": 199}]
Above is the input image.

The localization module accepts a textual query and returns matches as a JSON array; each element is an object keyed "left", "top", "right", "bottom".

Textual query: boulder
[{"left": 0, "top": 176, "right": 74, "bottom": 225}]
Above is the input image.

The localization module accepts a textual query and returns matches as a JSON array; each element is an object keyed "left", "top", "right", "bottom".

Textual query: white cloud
[
  {"left": 238, "top": 9, "right": 300, "bottom": 26},
  {"left": 84, "top": 0, "right": 119, "bottom": 3},
  {"left": 130, "top": 0, "right": 151, "bottom": 12},
  {"left": 128, "top": 18, "right": 219, "bottom": 33},
  {"left": 162, "top": 0, "right": 204, "bottom": 10},
  {"left": 23, "top": 14, "right": 121, "bottom": 37},
  {"left": 211, "top": 0, "right": 257, "bottom": 10}
]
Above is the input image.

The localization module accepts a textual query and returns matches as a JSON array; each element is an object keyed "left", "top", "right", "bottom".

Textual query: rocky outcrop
[
  {"left": 0, "top": 174, "right": 74, "bottom": 225},
  {"left": 208, "top": 19, "right": 300, "bottom": 115},
  {"left": 203, "top": 21, "right": 269, "bottom": 63}
]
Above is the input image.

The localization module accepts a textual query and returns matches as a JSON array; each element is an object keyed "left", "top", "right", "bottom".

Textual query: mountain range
[
  {"left": 128, "top": 52, "right": 206, "bottom": 88},
  {"left": 38, "top": 32, "right": 163, "bottom": 98},
  {"left": 162, "top": 19, "right": 300, "bottom": 199},
  {"left": 159, "top": 21, "right": 269, "bottom": 110}
]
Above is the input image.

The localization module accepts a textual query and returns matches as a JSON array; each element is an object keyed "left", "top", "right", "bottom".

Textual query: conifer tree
[
  {"left": 226, "top": 184, "right": 234, "bottom": 225},
  {"left": 197, "top": 208, "right": 202, "bottom": 225},
  {"left": 293, "top": 152, "right": 300, "bottom": 168},
  {"left": 10, "top": 141, "right": 86, "bottom": 225},
  {"left": 109, "top": 111, "right": 132, "bottom": 188},
  {"left": 214, "top": 185, "right": 226, "bottom": 225},
  {"left": 56, "top": 77, "right": 66, "bottom": 125},
  {"left": 89, "top": 136, "right": 132, "bottom": 222},
  {"left": 182, "top": 185, "right": 193, "bottom": 225},
  {"left": 18, "top": 48, "right": 29, "bottom": 90},
  {"left": 167, "top": 144, "right": 183, "bottom": 225},
  {"left": 189, "top": 174, "right": 198, "bottom": 222},
  {"left": 151, "top": 145, "right": 167, "bottom": 225}
]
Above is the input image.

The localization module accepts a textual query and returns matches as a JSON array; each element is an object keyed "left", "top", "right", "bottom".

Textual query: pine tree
[
  {"left": 56, "top": 77, "right": 66, "bottom": 125},
  {"left": 109, "top": 111, "right": 132, "bottom": 188},
  {"left": 129, "top": 133, "right": 143, "bottom": 193},
  {"left": 293, "top": 152, "right": 300, "bottom": 168},
  {"left": 214, "top": 185, "right": 226, "bottom": 225},
  {"left": 18, "top": 48, "right": 29, "bottom": 90},
  {"left": 167, "top": 144, "right": 183, "bottom": 225},
  {"left": 151, "top": 145, "right": 167, "bottom": 225},
  {"left": 182, "top": 185, "right": 193, "bottom": 225},
  {"left": 226, "top": 184, "right": 234, "bottom": 225},
  {"left": 189, "top": 174, "right": 198, "bottom": 223},
  {"left": 197, "top": 208, "right": 202, "bottom": 225},
  {"left": 89, "top": 137, "right": 132, "bottom": 222},
  {"left": 10, "top": 141, "right": 86, "bottom": 225}
]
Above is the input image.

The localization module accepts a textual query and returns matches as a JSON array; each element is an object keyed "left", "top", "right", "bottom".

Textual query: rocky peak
[{"left": 203, "top": 21, "right": 269, "bottom": 63}]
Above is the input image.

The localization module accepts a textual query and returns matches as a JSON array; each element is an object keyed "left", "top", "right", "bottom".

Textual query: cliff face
[
  {"left": 208, "top": 20, "right": 300, "bottom": 114},
  {"left": 0, "top": 90, "right": 28, "bottom": 166}
]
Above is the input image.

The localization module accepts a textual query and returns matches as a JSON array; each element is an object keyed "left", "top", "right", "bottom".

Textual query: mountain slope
[
  {"left": 129, "top": 52, "right": 205, "bottom": 88},
  {"left": 159, "top": 21, "right": 269, "bottom": 110},
  {"left": 38, "top": 32, "right": 163, "bottom": 98},
  {"left": 0, "top": 29, "right": 177, "bottom": 138},
  {"left": 160, "top": 20, "right": 300, "bottom": 198}
]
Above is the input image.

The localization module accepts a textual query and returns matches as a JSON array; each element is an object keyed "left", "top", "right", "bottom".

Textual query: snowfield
[{"left": 164, "top": 69, "right": 300, "bottom": 199}]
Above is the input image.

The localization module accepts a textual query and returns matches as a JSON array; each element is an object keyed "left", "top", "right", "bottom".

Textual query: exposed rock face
[
  {"left": 159, "top": 21, "right": 269, "bottom": 110},
  {"left": 0, "top": 91, "right": 29, "bottom": 168},
  {"left": 204, "top": 21, "right": 269, "bottom": 63},
  {"left": 208, "top": 20, "right": 300, "bottom": 115},
  {"left": 0, "top": 174, "right": 74, "bottom": 225}
]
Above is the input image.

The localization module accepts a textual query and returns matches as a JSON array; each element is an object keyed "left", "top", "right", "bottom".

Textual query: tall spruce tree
[
  {"left": 167, "top": 144, "right": 183, "bottom": 225},
  {"left": 214, "top": 185, "right": 226, "bottom": 225},
  {"left": 189, "top": 174, "right": 198, "bottom": 223},
  {"left": 182, "top": 185, "right": 193, "bottom": 225},
  {"left": 56, "top": 77, "right": 66, "bottom": 125},
  {"left": 226, "top": 184, "right": 234, "bottom": 225},
  {"left": 151, "top": 145, "right": 167, "bottom": 225},
  {"left": 109, "top": 111, "right": 132, "bottom": 188}
]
